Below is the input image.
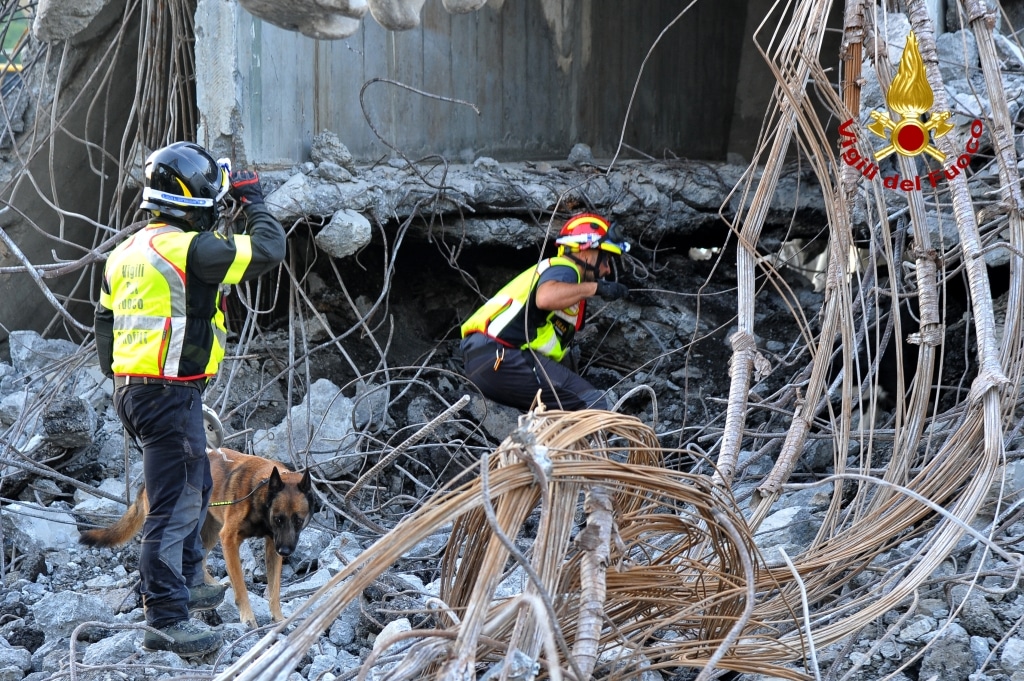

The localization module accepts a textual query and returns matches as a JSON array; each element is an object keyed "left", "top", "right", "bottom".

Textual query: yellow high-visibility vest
[
  {"left": 461, "top": 256, "right": 584, "bottom": 362},
  {"left": 100, "top": 225, "right": 238, "bottom": 379}
]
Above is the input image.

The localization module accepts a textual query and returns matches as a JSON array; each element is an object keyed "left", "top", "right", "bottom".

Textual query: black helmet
[{"left": 140, "top": 142, "right": 229, "bottom": 231}]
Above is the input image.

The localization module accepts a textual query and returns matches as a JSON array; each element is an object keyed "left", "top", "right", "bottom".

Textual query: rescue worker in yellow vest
[
  {"left": 93, "top": 142, "right": 286, "bottom": 657},
  {"left": 460, "top": 212, "right": 629, "bottom": 411}
]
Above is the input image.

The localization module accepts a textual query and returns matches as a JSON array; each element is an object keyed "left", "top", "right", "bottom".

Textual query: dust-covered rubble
[{"left": 1, "top": 328, "right": 1024, "bottom": 680}]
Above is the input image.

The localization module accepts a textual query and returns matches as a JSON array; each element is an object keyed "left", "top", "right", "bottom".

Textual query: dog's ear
[
  {"left": 298, "top": 468, "right": 312, "bottom": 494},
  {"left": 268, "top": 466, "right": 284, "bottom": 494}
]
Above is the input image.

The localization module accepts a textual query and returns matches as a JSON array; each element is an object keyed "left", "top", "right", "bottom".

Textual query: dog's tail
[{"left": 78, "top": 486, "right": 148, "bottom": 548}]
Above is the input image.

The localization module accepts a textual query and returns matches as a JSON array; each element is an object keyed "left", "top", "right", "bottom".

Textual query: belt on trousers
[
  {"left": 463, "top": 334, "right": 537, "bottom": 372},
  {"left": 113, "top": 375, "right": 205, "bottom": 392},
  {"left": 464, "top": 335, "right": 508, "bottom": 358}
]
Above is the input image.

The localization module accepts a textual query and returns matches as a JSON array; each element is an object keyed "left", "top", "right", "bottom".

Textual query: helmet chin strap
[
  {"left": 564, "top": 251, "right": 598, "bottom": 281},
  {"left": 161, "top": 209, "right": 218, "bottom": 232}
]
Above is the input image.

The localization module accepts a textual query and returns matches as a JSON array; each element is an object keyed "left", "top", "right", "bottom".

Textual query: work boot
[
  {"left": 143, "top": 618, "right": 222, "bottom": 657},
  {"left": 188, "top": 582, "right": 227, "bottom": 611}
]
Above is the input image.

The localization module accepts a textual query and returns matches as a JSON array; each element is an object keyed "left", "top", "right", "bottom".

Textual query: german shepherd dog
[{"left": 80, "top": 448, "right": 314, "bottom": 628}]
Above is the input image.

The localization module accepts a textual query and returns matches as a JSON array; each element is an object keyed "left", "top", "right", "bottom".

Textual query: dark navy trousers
[
  {"left": 113, "top": 383, "right": 212, "bottom": 629},
  {"left": 461, "top": 333, "right": 608, "bottom": 412}
]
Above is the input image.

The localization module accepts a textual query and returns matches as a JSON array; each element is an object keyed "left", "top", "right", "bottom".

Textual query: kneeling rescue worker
[
  {"left": 93, "top": 142, "right": 286, "bottom": 657},
  {"left": 460, "top": 212, "right": 630, "bottom": 411}
]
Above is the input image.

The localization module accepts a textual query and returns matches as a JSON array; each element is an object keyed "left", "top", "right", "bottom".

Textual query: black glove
[
  {"left": 229, "top": 169, "right": 264, "bottom": 205},
  {"left": 595, "top": 279, "right": 629, "bottom": 300}
]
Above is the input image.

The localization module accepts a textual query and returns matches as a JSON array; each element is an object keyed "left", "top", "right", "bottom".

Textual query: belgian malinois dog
[{"left": 80, "top": 448, "right": 314, "bottom": 628}]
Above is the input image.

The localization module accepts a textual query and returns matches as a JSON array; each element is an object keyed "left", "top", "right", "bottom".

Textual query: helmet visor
[
  {"left": 599, "top": 240, "right": 627, "bottom": 256},
  {"left": 600, "top": 223, "right": 630, "bottom": 255},
  {"left": 141, "top": 187, "right": 218, "bottom": 210}
]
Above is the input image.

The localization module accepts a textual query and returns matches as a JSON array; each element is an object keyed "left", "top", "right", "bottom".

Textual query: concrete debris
[
  {"left": 7, "top": 5, "right": 1024, "bottom": 678},
  {"left": 1, "top": 320, "right": 1023, "bottom": 679},
  {"left": 250, "top": 378, "right": 360, "bottom": 479},
  {"left": 239, "top": 0, "right": 367, "bottom": 40},
  {"left": 316, "top": 209, "right": 373, "bottom": 259},
  {"left": 441, "top": 0, "right": 487, "bottom": 14},
  {"left": 261, "top": 157, "right": 827, "bottom": 248},
  {"left": 311, "top": 130, "right": 357, "bottom": 174},
  {"left": 239, "top": 0, "right": 485, "bottom": 36},
  {"left": 936, "top": 29, "right": 979, "bottom": 83},
  {"left": 41, "top": 397, "right": 95, "bottom": 449},
  {"left": 918, "top": 623, "right": 973, "bottom": 681},
  {"left": 366, "top": 0, "right": 428, "bottom": 31},
  {"left": 31, "top": 0, "right": 121, "bottom": 43},
  {"left": 6, "top": 330, "right": 81, "bottom": 376},
  {"left": 567, "top": 142, "right": 594, "bottom": 167},
  {"left": 1, "top": 503, "right": 79, "bottom": 551}
]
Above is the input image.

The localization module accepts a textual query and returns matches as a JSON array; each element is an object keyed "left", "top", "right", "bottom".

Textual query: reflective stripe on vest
[{"left": 460, "top": 257, "right": 583, "bottom": 362}]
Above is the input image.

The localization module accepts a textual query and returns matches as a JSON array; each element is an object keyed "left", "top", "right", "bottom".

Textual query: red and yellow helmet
[{"left": 554, "top": 213, "right": 630, "bottom": 256}]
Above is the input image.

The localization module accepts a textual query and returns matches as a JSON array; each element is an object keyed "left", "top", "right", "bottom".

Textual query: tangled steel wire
[
  {"left": 217, "top": 401, "right": 1023, "bottom": 681},
  {"left": 215, "top": 407, "right": 804, "bottom": 681},
  {"left": 210, "top": 0, "right": 1024, "bottom": 679},
  {"left": 5, "top": 0, "right": 1024, "bottom": 679}
]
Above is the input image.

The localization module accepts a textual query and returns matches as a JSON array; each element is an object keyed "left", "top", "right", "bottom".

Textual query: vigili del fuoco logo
[{"left": 839, "top": 30, "right": 984, "bottom": 191}]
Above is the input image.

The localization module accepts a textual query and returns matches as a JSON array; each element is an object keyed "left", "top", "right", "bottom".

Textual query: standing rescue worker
[
  {"left": 93, "top": 142, "right": 286, "bottom": 656},
  {"left": 460, "top": 212, "right": 629, "bottom": 411}
]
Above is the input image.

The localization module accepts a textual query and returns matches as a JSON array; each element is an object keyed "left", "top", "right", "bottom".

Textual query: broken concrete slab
[{"left": 32, "top": 0, "right": 122, "bottom": 44}]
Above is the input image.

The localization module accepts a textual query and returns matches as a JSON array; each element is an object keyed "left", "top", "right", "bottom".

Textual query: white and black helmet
[{"left": 140, "top": 142, "right": 230, "bottom": 231}]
